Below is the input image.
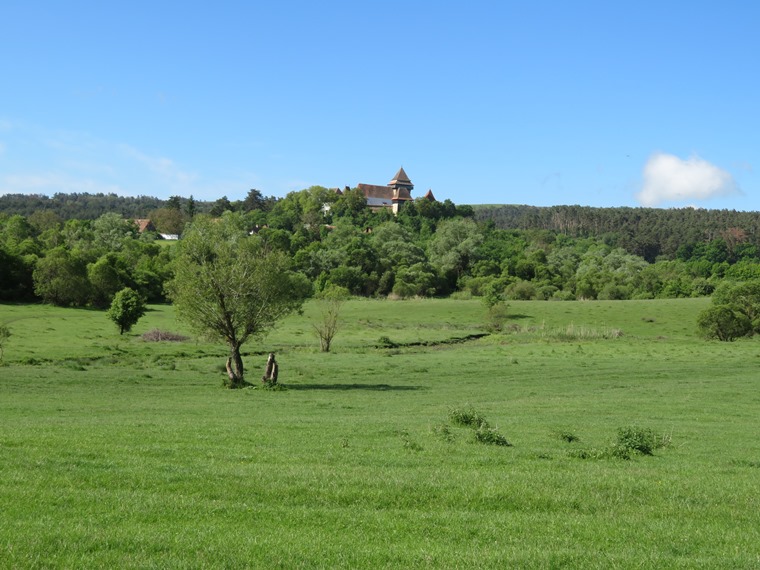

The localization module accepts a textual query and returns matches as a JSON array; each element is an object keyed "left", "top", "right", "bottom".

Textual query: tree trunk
[{"left": 226, "top": 343, "right": 245, "bottom": 388}]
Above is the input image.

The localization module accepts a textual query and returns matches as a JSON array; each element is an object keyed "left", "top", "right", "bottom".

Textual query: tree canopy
[
  {"left": 107, "top": 287, "right": 147, "bottom": 335},
  {"left": 698, "top": 278, "right": 760, "bottom": 340}
]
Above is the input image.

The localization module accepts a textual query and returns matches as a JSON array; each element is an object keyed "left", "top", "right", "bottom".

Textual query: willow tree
[{"left": 167, "top": 214, "right": 310, "bottom": 387}]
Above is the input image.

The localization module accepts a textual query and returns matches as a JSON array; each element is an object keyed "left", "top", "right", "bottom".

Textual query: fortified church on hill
[{"left": 340, "top": 167, "right": 435, "bottom": 214}]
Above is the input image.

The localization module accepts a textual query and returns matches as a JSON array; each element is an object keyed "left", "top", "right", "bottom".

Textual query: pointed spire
[{"left": 389, "top": 167, "right": 412, "bottom": 187}]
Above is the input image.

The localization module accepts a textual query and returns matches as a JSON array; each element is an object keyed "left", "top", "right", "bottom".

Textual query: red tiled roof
[
  {"left": 134, "top": 218, "right": 155, "bottom": 232},
  {"left": 358, "top": 184, "right": 412, "bottom": 202}
]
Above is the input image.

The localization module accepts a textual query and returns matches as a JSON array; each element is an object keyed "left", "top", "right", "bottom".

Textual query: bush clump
[
  {"left": 474, "top": 423, "right": 512, "bottom": 446},
  {"left": 569, "top": 425, "right": 671, "bottom": 460},
  {"left": 377, "top": 336, "right": 398, "bottom": 349},
  {"left": 697, "top": 279, "right": 760, "bottom": 341},
  {"left": 449, "top": 405, "right": 489, "bottom": 428},
  {"left": 697, "top": 305, "right": 751, "bottom": 341},
  {"left": 446, "top": 405, "right": 512, "bottom": 447},
  {"left": 615, "top": 425, "right": 657, "bottom": 455},
  {"left": 555, "top": 429, "right": 580, "bottom": 443}
]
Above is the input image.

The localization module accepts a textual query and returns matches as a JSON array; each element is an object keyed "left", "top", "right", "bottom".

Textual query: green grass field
[{"left": 1, "top": 298, "right": 759, "bottom": 568}]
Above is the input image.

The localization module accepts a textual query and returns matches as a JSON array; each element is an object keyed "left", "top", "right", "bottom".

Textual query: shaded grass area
[{"left": 1, "top": 298, "right": 760, "bottom": 567}]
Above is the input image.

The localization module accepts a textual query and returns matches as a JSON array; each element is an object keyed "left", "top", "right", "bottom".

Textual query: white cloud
[{"left": 637, "top": 153, "right": 739, "bottom": 207}]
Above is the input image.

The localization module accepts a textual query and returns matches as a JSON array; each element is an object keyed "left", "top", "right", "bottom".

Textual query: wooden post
[{"left": 262, "top": 352, "right": 278, "bottom": 385}]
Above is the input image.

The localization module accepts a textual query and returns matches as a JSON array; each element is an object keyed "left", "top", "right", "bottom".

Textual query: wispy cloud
[
  {"left": 1, "top": 173, "right": 124, "bottom": 195},
  {"left": 120, "top": 144, "right": 199, "bottom": 189},
  {"left": 0, "top": 122, "right": 256, "bottom": 200},
  {"left": 636, "top": 153, "right": 739, "bottom": 207}
]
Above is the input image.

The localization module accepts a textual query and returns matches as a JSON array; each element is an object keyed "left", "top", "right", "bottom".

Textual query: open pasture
[{"left": 1, "top": 298, "right": 759, "bottom": 568}]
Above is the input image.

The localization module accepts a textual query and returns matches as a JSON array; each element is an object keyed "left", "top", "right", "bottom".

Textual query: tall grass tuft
[{"left": 499, "top": 322, "right": 623, "bottom": 340}]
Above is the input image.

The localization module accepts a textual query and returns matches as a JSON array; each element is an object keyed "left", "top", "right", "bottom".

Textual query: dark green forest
[
  {"left": 474, "top": 204, "right": 760, "bottom": 262},
  {"left": 3, "top": 189, "right": 760, "bottom": 307}
]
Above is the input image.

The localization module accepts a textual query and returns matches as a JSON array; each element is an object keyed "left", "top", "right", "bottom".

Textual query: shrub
[
  {"left": 392, "top": 263, "right": 438, "bottom": 298},
  {"left": 448, "top": 290, "right": 473, "bottom": 300},
  {"left": 615, "top": 425, "right": 659, "bottom": 456},
  {"left": 610, "top": 443, "right": 633, "bottom": 460},
  {"left": 598, "top": 284, "right": 631, "bottom": 300},
  {"left": 555, "top": 430, "right": 580, "bottom": 443},
  {"left": 552, "top": 289, "right": 576, "bottom": 301},
  {"left": 484, "top": 302, "right": 510, "bottom": 333},
  {"left": 377, "top": 336, "right": 398, "bottom": 349},
  {"left": 447, "top": 406, "right": 512, "bottom": 446},
  {"left": 313, "top": 285, "right": 349, "bottom": 352},
  {"left": 698, "top": 279, "right": 760, "bottom": 340},
  {"left": 697, "top": 305, "right": 751, "bottom": 341},
  {"left": 481, "top": 279, "right": 507, "bottom": 308},
  {"left": 535, "top": 284, "right": 559, "bottom": 301},
  {"left": 506, "top": 280, "right": 536, "bottom": 300},
  {"left": 569, "top": 425, "right": 671, "bottom": 460},
  {"left": 473, "top": 424, "right": 512, "bottom": 446},
  {"left": 449, "top": 405, "right": 489, "bottom": 428}
]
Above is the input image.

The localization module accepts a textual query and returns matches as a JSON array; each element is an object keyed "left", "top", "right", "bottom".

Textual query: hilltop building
[
  {"left": 357, "top": 167, "right": 416, "bottom": 214},
  {"left": 329, "top": 168, "right": 437, "bottom": 214}
]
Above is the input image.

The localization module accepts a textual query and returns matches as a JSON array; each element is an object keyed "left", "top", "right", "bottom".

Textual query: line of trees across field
[{"left": 3, "top": 188, "right": 760, "bottom": 308}]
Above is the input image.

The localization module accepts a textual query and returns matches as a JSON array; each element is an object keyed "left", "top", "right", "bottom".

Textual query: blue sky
[{"left": 1, "top": 1, "right": 758, "bottom": 210}]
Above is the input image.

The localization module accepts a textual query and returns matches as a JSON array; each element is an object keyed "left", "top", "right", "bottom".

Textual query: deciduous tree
[
  {"left": 428, "top": 218, "right": 483, "bottom": 290},
  {"left": 209, "top": 196, "right": 233, "bottom": 217},
  {"left": 150, "top": 207, "right": 187, "bottom": 235},
  {"left": 312, "top": 285, "right": 349, "bottom": 352},
  {"left": 107, "top": 287, "right": 147, "bottom": 335},
  {"left": 167, "top": 214, "right": 310, "bottom": 387},
  {"left": 88, "top": 252, "right": 133, "bottom": 308},
  {"left": 32, "top": 247, "right": 91, "bottom": 306},
  {"left": 697, "top": 305, "right": 751, "bottom": 341},
  {"left": 93, "top": 213, "right": 137, "bottom": 251}
]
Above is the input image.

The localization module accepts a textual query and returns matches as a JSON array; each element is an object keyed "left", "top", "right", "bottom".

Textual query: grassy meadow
[{"left": 1, "top": 297, "right": 759, "bottom": 568}]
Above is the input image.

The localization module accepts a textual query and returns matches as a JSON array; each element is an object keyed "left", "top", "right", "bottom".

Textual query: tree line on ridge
[{"left": 2, "top": 188, "right": 760, "bottom": 308}]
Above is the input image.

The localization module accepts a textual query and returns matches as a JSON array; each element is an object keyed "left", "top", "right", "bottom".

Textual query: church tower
[{"left": 388, "top": 167, "right": 414, "bottom": 214}]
